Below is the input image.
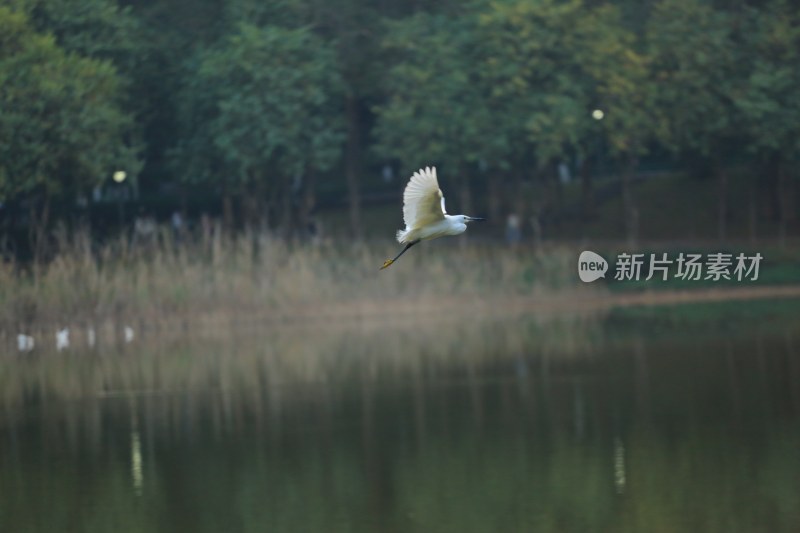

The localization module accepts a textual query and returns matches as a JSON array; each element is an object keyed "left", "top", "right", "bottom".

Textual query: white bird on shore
[
  {"left": 124, "top": 326, "right": 134, "bottom": 343},
  {"left": 87, "top": 327, "right": 96, "bottom": 348},
  {"left": 17, "top": 334, "right": 34, "bottom": 352},
  {"left": 56, "top": 328, "right": 70, "bottom": 351},
  {"left": 381, "top": 166, "right": 485, "bottom": 270}
]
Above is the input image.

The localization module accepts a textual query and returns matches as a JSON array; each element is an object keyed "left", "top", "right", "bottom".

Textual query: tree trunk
[
  {"left": 299, "top": 168, "right": 317, "bottom": 241},
  {"left": 242, "top": 181, "right": 259, "bottom": 233},
  {"left": 760, "top": 155, "right": 778, "bottom": 222},
  {"left": 716, "top": 163, "right": 728, "bottom": 243},
  {"left": 280, "top": 177, "right": 294, "bottom": 239},
  {"left": 622, "top": 155, "right": 638, "bottom": 248},
  {"left": 515, "top": 170, "right": 539, "bottom": 246},
  {"left": 580, "top": 156, "right": 594, "bottom": 221},
  {"left": 222, "top": 185, "right": 234, "bottom": 235},
  {"left": 30, "top": 194, "right": 51, "bottom": 263},
  {"left": 777, "top": 157, "right": 789, "bottom": 248},
  {"left": 552, "top": 161, "right": 563, "bottom": 229},
  {"left": 748, "top": 179, "right": 758, "bottom": 245},
  {"left": 513, "top": 172, "right": 526, "bottom": 221},
  {"left": 487, "top": 171, "right": 501, "bottom": 223},
  {"left": 345, "top": 94, "right": 362, "bottom": 241}
]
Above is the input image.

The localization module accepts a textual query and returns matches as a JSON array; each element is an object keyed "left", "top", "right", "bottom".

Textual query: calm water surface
[{"left": 2, "top": 302, "right": 800, "bottom": 532}]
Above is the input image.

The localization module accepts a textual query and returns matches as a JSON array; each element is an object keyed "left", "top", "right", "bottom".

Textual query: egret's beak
[{"left": 466, "top": 216, "right": 486, "bottom": 222}]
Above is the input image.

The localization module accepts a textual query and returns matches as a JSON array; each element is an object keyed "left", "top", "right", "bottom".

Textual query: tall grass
[{"left": 0, "top": 228, "right": 582, "bottom": 335}]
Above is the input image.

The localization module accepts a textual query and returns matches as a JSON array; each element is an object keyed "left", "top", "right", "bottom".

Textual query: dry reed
[{"left": 0, "top": 228, "right": 582, "bottom": 336}]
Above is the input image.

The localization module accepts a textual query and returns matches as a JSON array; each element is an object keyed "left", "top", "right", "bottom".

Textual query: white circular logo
[{"left": 578, "top": 251, "right": 608, "bottom": 282}]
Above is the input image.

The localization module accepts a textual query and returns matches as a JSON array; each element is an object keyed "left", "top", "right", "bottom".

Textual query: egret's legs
[{"left": 380, "top": 240, "right": 420, "bottom": 270}]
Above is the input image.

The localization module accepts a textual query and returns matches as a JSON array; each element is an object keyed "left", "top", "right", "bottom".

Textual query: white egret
[
  {"left": 17, "top": 334, "right": 34, "bottom": 352},
  {"left": 56, "top": 327, "right": 70, "bottom": 351},
  {"left": 381, "top": 166, "right": 485, "bottom": 270}
]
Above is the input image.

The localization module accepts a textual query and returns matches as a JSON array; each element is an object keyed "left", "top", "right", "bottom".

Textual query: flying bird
[{"left": 381, "top": 166, "right": 484, "bottom": 270}]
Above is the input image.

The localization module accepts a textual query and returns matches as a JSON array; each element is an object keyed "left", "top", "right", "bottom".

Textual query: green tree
[
  {"left": 736, "top": 1, "right": 800, "bottom": 243},
  {"left": 128, "top": 0, "right": 225, "bottom": 195},
  {"left": 646, "top": 0, "right": 743, "bottom": 241},
  {"left": 223, "top": 0, "right": 396, "bottom": 239},
  {"left": 376, "top": 1, "right": 654, "bottom": 232},
  {"left": 374, "top": 10, "right": 507, "bottom": 204},
  {"left": 174, "top": 24, "right": 345, "bottom": 233},
  {"left": 590, "top": 11, "right": 653, "bottom": 244},
  {"left": 478, "top": 0, "right": 592, "bottom": 168},
  {"left": 376, "top": 11, "right": 515, "bottom": 226},
  {"left": 477, "top": 0, "right": 639, "bottom": 228},
  {"left": 12, "top": 0, "right": 141, "bottom": 70},
  {"left": 0, "top": 7, "right": 139, "bottom": 255}
]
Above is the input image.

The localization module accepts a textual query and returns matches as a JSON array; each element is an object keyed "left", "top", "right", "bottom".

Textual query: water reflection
[
  {"left": 131, "top": 425, "right": 143, "bottom": 496},
  {"left": 1, "top": 306, "right": 800, "bottom": 532},
  {"left": 613, "top": 437, "right": 626, "bottom": 494}
]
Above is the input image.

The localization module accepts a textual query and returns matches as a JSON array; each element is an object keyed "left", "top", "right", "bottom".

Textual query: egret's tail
[{"left": 396, "top": 228, "right": 410, "bottom": 244}]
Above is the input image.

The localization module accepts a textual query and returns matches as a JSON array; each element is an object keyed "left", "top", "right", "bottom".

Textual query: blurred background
[
  {"left": 1, "top": 0, "right": 799, "bottom": 329},
  {"left": 1, "top": 0, "right": 800, "bottom": 531},
  {"left": 1, "top": 0, "right": 799, "bottom": 250}
]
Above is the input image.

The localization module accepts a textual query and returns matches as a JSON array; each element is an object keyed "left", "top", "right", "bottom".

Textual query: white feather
[
  {"left": 398, "top": 166, "right": 447, "bottom": 243},
  {"left": 383, "top": 166, "right": 483, "bottom": 269}
]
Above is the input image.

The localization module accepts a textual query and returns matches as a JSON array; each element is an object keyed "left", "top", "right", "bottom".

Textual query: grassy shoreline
[
  {"left": 0, "top": 231, "right": 579, "bottom": 335},
  {"left": 2, "top": 231, "right": 799, "bottom": 350}
]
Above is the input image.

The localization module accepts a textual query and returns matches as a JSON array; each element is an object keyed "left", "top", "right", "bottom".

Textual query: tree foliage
[
  {"left": 376, "top": 0, "right": 651, "bottom": 175},
  {"left": 374, "top": 12, "right": 502, "bottom": 176},
  {"left": 0, "top": 7, "right": 138, "bottom": 200},
  {"left": 15, "top": 0, "right": 142, "bottom": 68},
  {"left": 175, "top": 23, "right": 345, "bottom": 193},
  {"left": 645, "top": 0, "right": 742, "bottom": 157},
  {"left": 477, "top": 0, "right": 612, "bottom": 166},
  {"left": 736, "top": 1, "right": 800, "bottom": 156},
  {"left": 1, "top": 0, "right": 799, "bottom": 243}
]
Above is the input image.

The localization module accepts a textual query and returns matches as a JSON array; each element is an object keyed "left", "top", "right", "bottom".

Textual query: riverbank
[
  {"left": 2, "top": 232, "right": 799, "bottom": 350},
  {"left": 3, "top": 277, "right": 799, "bottom": 354},
  {"left": 0, "top": 234, "right": 577, "bottom": 336}
]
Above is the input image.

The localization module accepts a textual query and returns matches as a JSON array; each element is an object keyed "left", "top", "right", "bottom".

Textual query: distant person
[
  {"left": 506, "top": 213, "right": 522, "bottom": 246},
  {"left": 382, "top": 165, "right": 394, "bottom": 183},
  {"left": 558, "top": 161, "right": 571, "bottom": 184},
  {"left": 171, "top": 210, "right": 185, "bottom": 244},
  {"left": 308, "top": 216, "right": 323, "bottom": 246},
  {"left": 132, "top": 210, "right": 157, "bottom": 248}
]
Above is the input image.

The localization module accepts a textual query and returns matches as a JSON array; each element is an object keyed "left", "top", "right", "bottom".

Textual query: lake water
[{"left": 2, "top": 301, "right": 800, "bottom": 532}]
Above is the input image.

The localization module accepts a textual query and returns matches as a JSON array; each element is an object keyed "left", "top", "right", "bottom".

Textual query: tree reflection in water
[{"left": 1, "top": 307, "right": 799, "bottom": 532}]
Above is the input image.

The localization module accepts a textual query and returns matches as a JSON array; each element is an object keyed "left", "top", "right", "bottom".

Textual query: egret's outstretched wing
[{"left": 402, "top": 167, "right": 446, "bottom": 229}]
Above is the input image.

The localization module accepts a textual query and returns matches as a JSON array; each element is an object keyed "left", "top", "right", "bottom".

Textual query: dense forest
[{"left": 0, "top": 0, "right": 798, "bottom": 255}]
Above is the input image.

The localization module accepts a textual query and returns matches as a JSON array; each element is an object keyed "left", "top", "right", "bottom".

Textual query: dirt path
[
  {"left": 276, "top": 284, "right": 800, "bottom": 325},
  {"left": 600, "top": 284, "right": 800, "bottom": 309}
]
